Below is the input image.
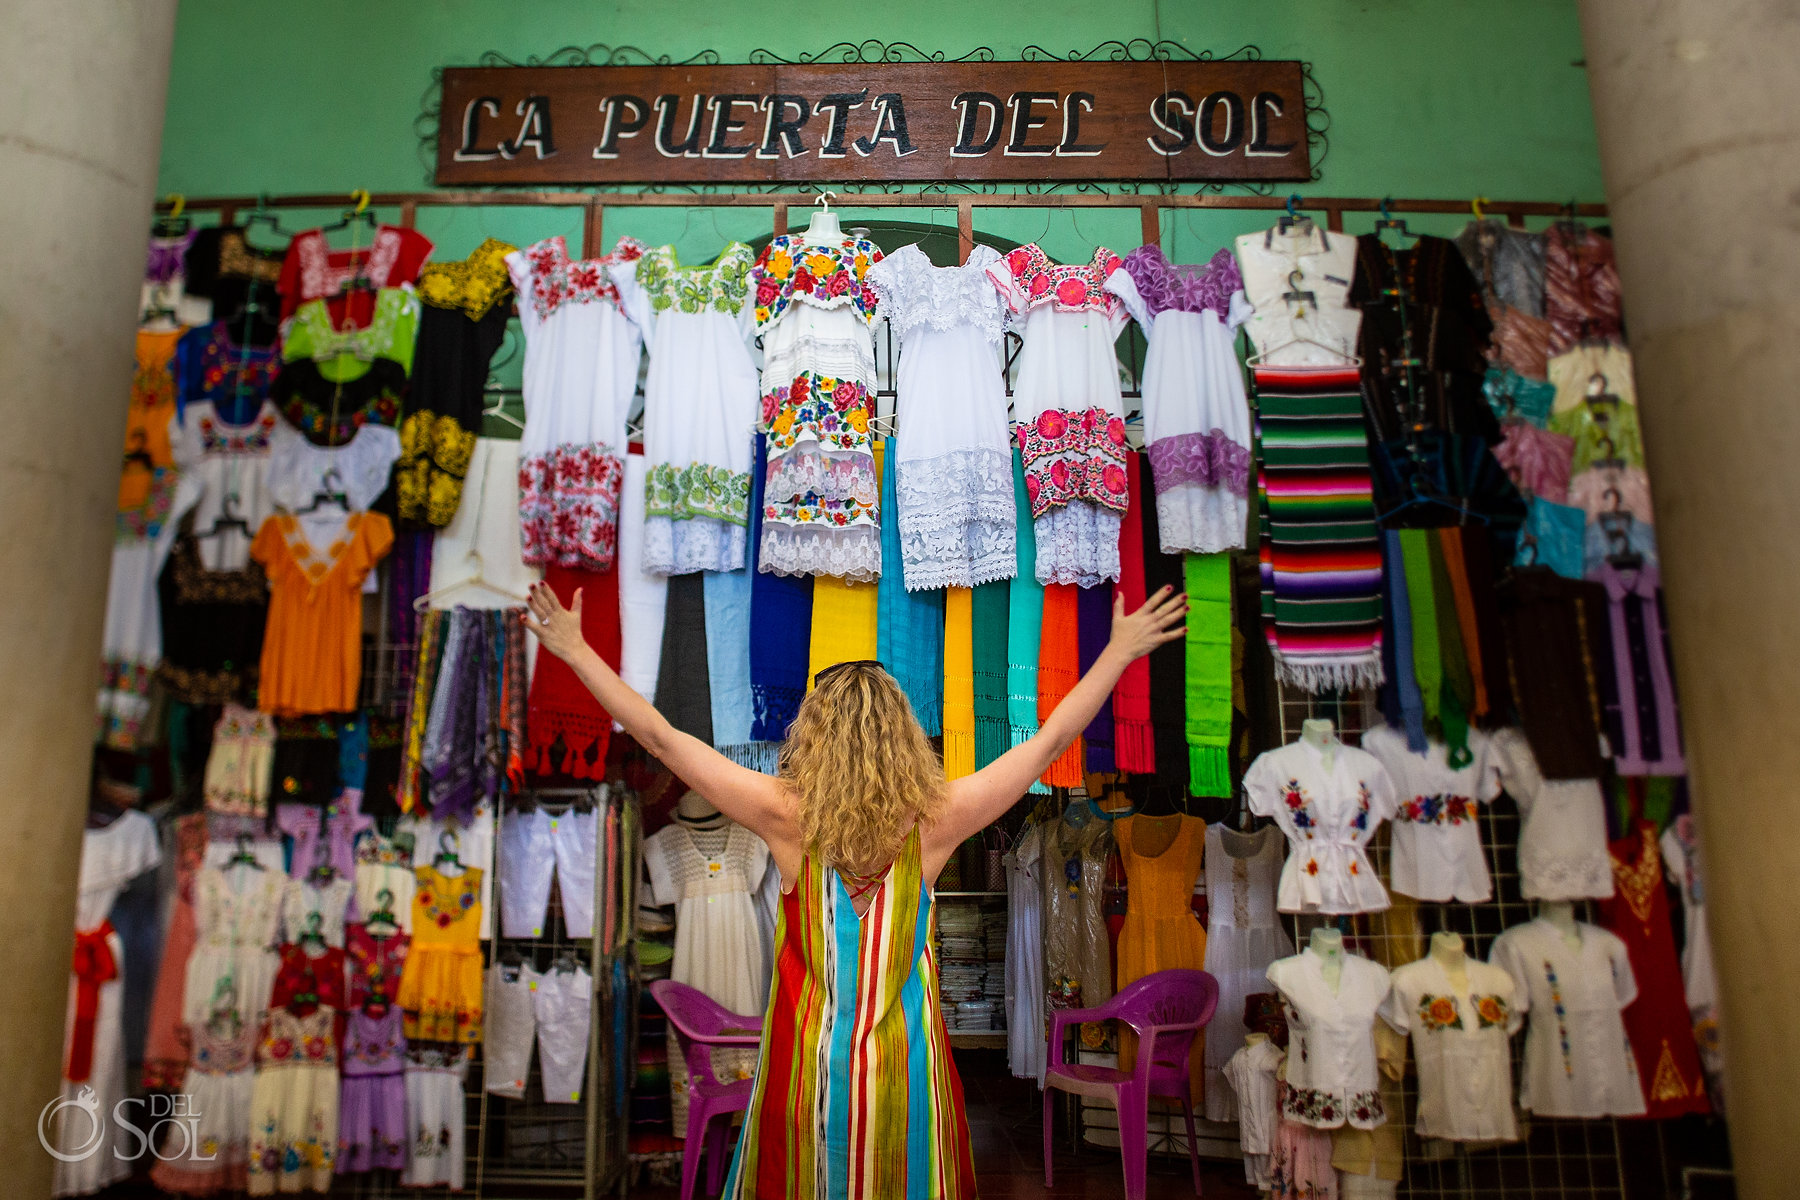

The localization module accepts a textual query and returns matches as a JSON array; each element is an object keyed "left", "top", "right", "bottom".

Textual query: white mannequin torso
[
  {"left": 1301, "top": 718, "right": 1337, "bottom": 771},
  {"left": 1429, "top": 929, "right": 1470, "bottom": 992},
  {"left": 1310, "top": 926, "right": 1345, "bottom": 993},
  {"left": 1541, "top": 899, "right": 1582, "bottom": 948}
]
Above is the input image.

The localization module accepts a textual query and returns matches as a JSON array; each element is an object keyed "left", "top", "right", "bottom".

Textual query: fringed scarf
[
  {"left": 1183, "top": 554, "right": 1234, "bottom": 797},
  {"left": 971, "top": 580, "right": 1011, "bottom": 769},
  {"left": 1038, "top": 584, "right": 1084, "bottom": 787},
  {"left": 1398, "top": 529, "right": 1443, "bottom": 732},
  {"left": 420, "top": 609, "right": 510, "bottom": 822},
  {"left": 653, "top": 572, "right": 713, "bottom": 744},
  {"left": 502, "top": 609, "right": 527, "bottom": 788},
  {"left": 1382, "top": 531, "right": 1428, "bottom": 752},
  {"left": 617, "top": 452, "right": 669, "bottom": 704},
  {"left": 749, "top": 432, "right": 813, "bottom": 741},
  {"left": 1006, "top": 447, "right": 1047, "bottom": 771},
  {"left": 1428, "top": 534, "right": 1474, "bottom": 767},
  {"left": 809, "top": 575, "right": 880, "bottom": 687},
  {"left": 1253, "top": 366, "right": 1385, "bottom": 691},
  {"left": 705, "top": 564, "right": 775, "bottom": 772},
  {"left": 399, "top": 610, "right": 445, "bottom": 812},
  {"left": 876, "top": 436, "right": 944, "bottom": 734},
  {"left": 1140, "top": 451, "right": 1189, "bottom": 793},
  {"left": 1111, "top": 453, "right": 1154, "bottom": 772},
  {"left": 526, "top": 563, "right": 620, "bottom": 779},
  {"left": 942, "top": 588, "right": 976, "bottom": 778},
  {"left": 1076, "top": 584, "right": 1115, "bottom": 774}
]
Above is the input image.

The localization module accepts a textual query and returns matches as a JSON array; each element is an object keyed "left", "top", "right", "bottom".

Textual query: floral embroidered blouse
[
  {"left": 176, "top": 322, "right": 281, "bottom": 426},
  {"left": 256, "top": 1005, "right": 338, "bottom": 1070},
  {"left": 280, "top": 285, "right": 422, "bottom": 379},
  {"left": 1244, "top": 739, "right": 1398, "bottom": 914},
  {"left": 1380, "top": 956, "right": 1523, "bottom": 1142},
  {"left": 417, "top": 238, "right": 517, "bottom": 321},
  {"left": 987, "top": 244, "right": 1125, "bottom": 317},
  {"left": 637, "top": 242, "right": 755, "bottom": 315},
  {"left": 751, "top": 234, "right": 882, "bottom": 329},
  {"left": 410, "top": 866, "right": 484, "bottom": 947},
  {"left": 1361, "top": 726, "right": 1503, "bottom": 904},
  {"left": 1265, "top": 948, "right": 1393, "bottom": 1130},
  {"left": 277, "top": 224, "right": 433, "bottom": 323}
]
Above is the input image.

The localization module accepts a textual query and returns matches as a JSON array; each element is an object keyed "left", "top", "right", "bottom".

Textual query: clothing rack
[{"left": 157, "top": 191, "right": 1607, "bottom": 262}]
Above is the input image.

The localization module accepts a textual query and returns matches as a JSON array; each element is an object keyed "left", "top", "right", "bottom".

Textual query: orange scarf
[
  {"left": 1038, "top": 584, "right": 1084, "bottom": 786},
  {"left": 942, "top": 588, "right": 975, "bottom": 778}
]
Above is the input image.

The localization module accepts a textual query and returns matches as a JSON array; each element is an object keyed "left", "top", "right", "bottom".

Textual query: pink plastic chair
[
  {"left": 1042, "top": 968, "right": 1220, "bottom": 1200},
  {"left": 649, "top": 979, "right": 765, "bottom": 1200}
]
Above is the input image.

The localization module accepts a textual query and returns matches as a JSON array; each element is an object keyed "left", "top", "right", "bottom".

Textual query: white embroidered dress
[
  {"left": 1491, "top": 729, "right": 1614, "bottom": 901},
  {"left": 1200, "top": 823, "right": 1293, "bottom": 1121},
  {"left": 1244, "top": 739, "right": 1397, "bottom": 914},
  {"left": 865, "top": 243, "right": 1016, "bottom": 589},
  {"left": 1380, "top": 956, "right": 1524, "bottom": 1141},
  {"left": 1265, "top": 948, "right": 1392, "bottom": 1129},
  {"left": 986, "top": 244, "right": 1132, "bottom": 586},
  {"left": 171, "top": 400, "right": 282, "bottom": 572},
  {"left": 1491, "top": 918, "right": 1646, "bottom": 1118},
  {"left": 1106, "top": 245, "right": 1255, "bottom": 553},
  {"left": 629, "top": 242, "right": 760, "bottom": 574},
  {"left": 643, "top": 821, "right": 772, "bottom": 1015},
  {"left": 751, "top": 234, "right": 884, "bottom": 580},
  {"left": 505, "top": 235, "right": 648, "bottom": 572},
  {"left": 1362, "top": 725, "right": 1503, "bottom": 903}
]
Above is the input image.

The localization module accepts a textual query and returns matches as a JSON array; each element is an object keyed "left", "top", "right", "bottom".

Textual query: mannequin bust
[
  {"left": 802, "top": 193, "right": 842, "bottom": 247},
  {"left": 1309, "top": 926, "right": 1345, "bottom": 993},
  {"left": 1301, "top": 717, "right": 1337, "bottom": 771},
  {"left": 1429, "top": 929, "right": 1469, "bottom": 993},
  {"left": 1244, "top": 1031, "right": 1268, "bottom": 1048},
  {"left": 676, "top": 789, "right": 720, "bottom": 822},
  {"left": 1541, "top": 900, "right": 1581, "bottom": 948}
]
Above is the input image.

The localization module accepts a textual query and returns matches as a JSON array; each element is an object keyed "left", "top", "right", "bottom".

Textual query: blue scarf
[
  {"left": 749, "top": 432, "right": 814, "bottom": 742},
  {"left": 1383, "top": 530, "right": 1429, "bottom": 752},
  {"left": 876, "top": 437, "right": 944, "bottom": 735}
]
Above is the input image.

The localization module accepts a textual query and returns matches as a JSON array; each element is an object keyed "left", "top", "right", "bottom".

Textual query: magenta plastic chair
[
  {"left": 1042, "top": 968, "right": 1220, "bottom": 1200},
  {"left": 649, "top": 979, "right": 765, "bottom": 1200}
]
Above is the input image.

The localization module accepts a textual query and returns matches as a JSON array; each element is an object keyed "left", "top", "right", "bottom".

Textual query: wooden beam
[
  {"left": 1139, "top": 203, "right": 1160, "bottom": 248},
  {"left": 582, "top": 198, "right": 603, "bottom": 257},
  {"left": 957, "top": 199, "right": 974, "bottom": 265}
]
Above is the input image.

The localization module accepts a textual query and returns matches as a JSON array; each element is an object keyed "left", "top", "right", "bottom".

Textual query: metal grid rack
[{"left": 1271, "top": 684, "right": 1631, "bottom": 1200}]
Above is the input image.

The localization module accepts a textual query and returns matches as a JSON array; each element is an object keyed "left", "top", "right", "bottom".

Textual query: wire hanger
[{"left": 294, "top": 466, "right": 349, "bottom": 515}]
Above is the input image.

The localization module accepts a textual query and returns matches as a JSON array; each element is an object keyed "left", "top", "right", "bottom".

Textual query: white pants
[
  {"left": 499, "top": 808, "right": 598, "bottom": 939},
  {"left": 481, "top": 963, "right": 593, "bottom": 1105}
]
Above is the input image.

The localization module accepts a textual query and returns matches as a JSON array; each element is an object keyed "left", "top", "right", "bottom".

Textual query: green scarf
[
  {"left": 1184, "top": 553, "right": 1234, "bottom": 797},
  {"left": 1398, "top": 530, "right": 1442, "bottom": 732},
  {"left": 1005, "top": 448, "right": 1048, "bottom": 794},
  {"left": 972, "top": 580, "right": 1011, "bottom": 769},
  {"left": 1428, "top": 534, "right": 1474, "bottom": 767}
]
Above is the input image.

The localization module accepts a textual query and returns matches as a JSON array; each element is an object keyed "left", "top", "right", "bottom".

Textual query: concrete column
[
  {"left": 1578, "top": 2, "right": 1800, "bottom": 1194},
  {"left": 0, "top": 0, "right": 178, "bottom": 1192}
]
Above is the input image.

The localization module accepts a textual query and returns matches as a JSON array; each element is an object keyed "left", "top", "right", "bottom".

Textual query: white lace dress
[
  {"left": 1106, "top": 245, "right": 1255, "bottom": 553},
  {"left": 751, "top": 234, "right": 884, "bottom": 580},
  {"left": 504, "top": 234, "right": 648, "bottom": 572},
  {"left": 1200, "top": 824, "right": 1293, "bottom": 1121},
  {"left": 183, "top": 864, "right": 285, "bottom": 1026},
  {"left": 985, "top": 244, "right": 1131, "bottom": 586},
  {"left": 629, "top": 242, "right": 760, "bottom": 574},
  {"left": 865, "top": 243, "right": 1016, "bottom": 589}
]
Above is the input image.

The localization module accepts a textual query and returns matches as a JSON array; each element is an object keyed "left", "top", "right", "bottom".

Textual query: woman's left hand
[
  {"left": 523, "top": 581, "right": 590, "bottom": 664},
  {"left": 1107, "top": 586, "right": 1188, "bottom": 661}
]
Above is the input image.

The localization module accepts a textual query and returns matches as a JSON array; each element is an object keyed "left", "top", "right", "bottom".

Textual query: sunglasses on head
[{"left": 813, "top": 659, "right": 882, "bottom": 686}]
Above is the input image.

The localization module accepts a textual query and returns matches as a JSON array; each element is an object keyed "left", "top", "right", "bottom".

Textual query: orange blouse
[{"left": 252, "top": 510, "right": 393, "bottom": 714}]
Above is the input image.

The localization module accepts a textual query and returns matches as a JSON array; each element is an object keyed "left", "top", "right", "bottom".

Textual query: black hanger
[
  {"left": 121, "top": 429, "right": 157, "bottom": 473},
  {"left": 296, "top": 911, "right": 328, "bottom": 952},
  {"left": 364, "top": 887, "right": 400, "bottom": 937},
  {"left": 226, "top": 833, "right": 265, "bottom": 870},
  {"left": 319, "top": 189, "right": 379, "bottom": 237},
  {"left": 1375, "top": 197, "right": 1419, "bottom": 243},
  {"left": 152, "top": 194, "right": 190, "bottom": 239},
  {"left": 550, "top": 949, "right": 584, "bottom": 976},
  {"left": 433, "top": 830, "right": 463, "bottom": 873},
  {"left": 195, "top": 491, "right": 253, "bottom": 542},
  {"left": 1274, "top": 193, "right": 1313, "bottom": 236},
  {"left": 294, "top": 467, "right": 349, "bottom": 515}
]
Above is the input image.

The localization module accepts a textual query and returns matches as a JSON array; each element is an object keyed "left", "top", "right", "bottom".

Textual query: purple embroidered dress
[
  {"left": 1106, "top": 246, "right": 1255, "bottom": 553},
  {"left": 338, "top": 1005, "right": 407, "bottom": 1173}
]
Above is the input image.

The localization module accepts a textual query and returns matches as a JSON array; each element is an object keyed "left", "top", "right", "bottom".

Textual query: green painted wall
[{"left": 158, "top": 0, "right": 1601, "bottom": 265}]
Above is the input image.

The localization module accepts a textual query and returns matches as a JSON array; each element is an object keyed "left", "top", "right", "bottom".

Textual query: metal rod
[{"left": 153, "top": 189, "right": 1608, "bottom": 218}]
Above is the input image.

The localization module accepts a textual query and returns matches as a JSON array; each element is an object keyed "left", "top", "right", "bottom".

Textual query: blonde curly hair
[{"left": 779, "top": 661, "right": 945, "bottom": 875}]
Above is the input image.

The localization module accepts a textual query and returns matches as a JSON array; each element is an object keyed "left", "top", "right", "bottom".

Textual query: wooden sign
[{"left": 436, "top": 60, "right": 1311, "bottom": 185}]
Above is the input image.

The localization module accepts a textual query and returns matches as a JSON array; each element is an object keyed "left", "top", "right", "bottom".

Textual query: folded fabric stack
[
  {"left": 982, "top": 908, "right": 1008, "bottom": 1010},
  {"left": 936, "top": 903, "right": 989, "bottom": 1016},
  {"left": 951, "top": 1000, "right": 997, "bottom": 1032}
]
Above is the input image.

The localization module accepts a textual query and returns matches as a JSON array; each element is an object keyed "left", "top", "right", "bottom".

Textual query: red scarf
[
  {"left": 1038, "top": 584, "right": 1084, "bottom": 786},
  {"left": 526, "top": 564, "right": 621, "bottom": 779},
  {"left": 67, "top": 922, "right": 117, "bottom": 1082},
  {"left": 1112, "top": 453, "right": 1154, "bottom": 772}
]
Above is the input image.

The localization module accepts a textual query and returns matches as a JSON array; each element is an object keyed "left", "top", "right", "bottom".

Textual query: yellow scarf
[{"left": 942, "top": 587, "right": 976, "bottom": 778}]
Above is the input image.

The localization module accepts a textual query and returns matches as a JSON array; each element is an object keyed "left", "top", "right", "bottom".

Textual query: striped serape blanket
[{"left": 1253, "top": 366, "right": 1386, "bottom": 691}]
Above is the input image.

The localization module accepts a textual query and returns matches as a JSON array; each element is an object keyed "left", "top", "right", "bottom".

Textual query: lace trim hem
[
  {"left": 641, "top": 515, "right": 747, "bottom": 575},
  {"left": 1032, "top": 502, "right": 1122, "bottom": 587},
  {"left": 765, "top": 450, "right": 878, "bottom": 506},
  {"left": 1154, "top": 486, "right": 1248, "bottom": 555},
  {"left": 759, "top": 523, "right": 882, "bottom": 581}
]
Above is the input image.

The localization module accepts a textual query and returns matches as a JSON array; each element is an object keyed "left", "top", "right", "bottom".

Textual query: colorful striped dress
[{"left": 722, "top": 828, "right": 978, "bottom": 1200}]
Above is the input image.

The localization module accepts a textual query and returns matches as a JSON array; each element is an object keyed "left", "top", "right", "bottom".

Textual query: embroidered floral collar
[
  {"left": 1118, "top": 245, "right": 1243, "bottom": 318},
  {"left": 751, "top": 234, "right": 882, "bottom": 329},
  {"left": 518, "top": 235, "right": 646, "bottom": 321},
  {"left": 992, "top": 243, "right": 1125, "bottom": 316},
  {"left": 637, "top": 242, "right": 755, "bottom": 315},
  {"left": 418, "top": 238, "right": 517, "bottom": 320}
]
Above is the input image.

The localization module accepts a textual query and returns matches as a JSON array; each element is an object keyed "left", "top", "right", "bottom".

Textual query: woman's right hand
[
  {"left": 523, "top": 581, "right": 590, "bottom": 664},
  {"left": 1107, "top": 586, "right": 1188, "bottom": 662}
]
